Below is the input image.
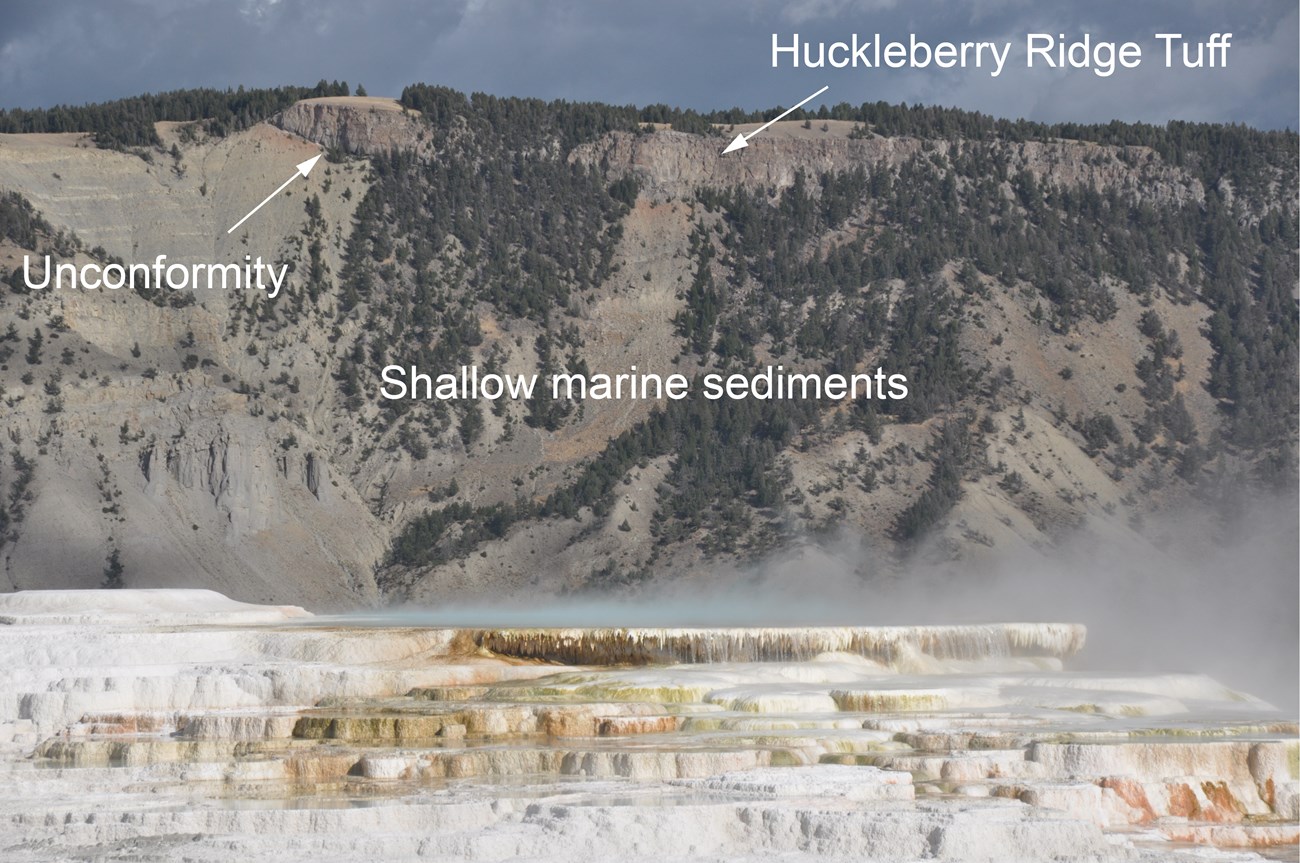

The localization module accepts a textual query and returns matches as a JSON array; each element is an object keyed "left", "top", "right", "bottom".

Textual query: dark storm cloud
[
  {"left": 1, "top": 0, "right": 1295, "bottom": 129},
  {"left": 0, "top": 0, "right": 470, "bottom": 106}
]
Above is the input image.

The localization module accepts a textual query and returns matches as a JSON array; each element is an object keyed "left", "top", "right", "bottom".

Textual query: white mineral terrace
[
  {"left": 468, "top": 621, "right": 1088, "bottom": 664},
  {"left": 0, "top": 589, "right": 1295, "bottom": 862}
]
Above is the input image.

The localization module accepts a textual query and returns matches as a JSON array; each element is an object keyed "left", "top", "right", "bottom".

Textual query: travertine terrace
[{"left": 0, "top": 590, "right": 1294, "bottom": 861}]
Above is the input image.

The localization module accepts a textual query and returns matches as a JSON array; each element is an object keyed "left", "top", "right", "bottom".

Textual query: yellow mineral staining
[
  {"left": 9, "top": 615, "right": 1292, "bottom": 861},
  {"left": 293, "top": 714, "right": 452, "bottom": 741},
  {"left": 831, "top": 690, "right": 950, "bottom": 712},
  {"left": 471, "top": 624, "right": 1086, "bottom": 666}
]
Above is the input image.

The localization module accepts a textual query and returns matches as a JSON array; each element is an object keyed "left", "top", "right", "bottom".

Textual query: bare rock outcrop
[
  {"left": 573, "top": 129, "right": 926, "bottom": 199},
  {"left": 273, "top": 97, "right": 427, "bottom": 157},
  {"left": 573, "top": 125, "right": 1204, "bottom": 207}
]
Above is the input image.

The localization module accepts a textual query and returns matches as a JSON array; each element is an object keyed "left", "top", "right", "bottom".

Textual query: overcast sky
[{"left": 2, "top": 0, "right": 1296, "bottom": 129}]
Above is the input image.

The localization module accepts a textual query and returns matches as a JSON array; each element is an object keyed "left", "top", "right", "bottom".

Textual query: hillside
[{"left": 0, "top": 87, "right": 1295, "bottom": 606}]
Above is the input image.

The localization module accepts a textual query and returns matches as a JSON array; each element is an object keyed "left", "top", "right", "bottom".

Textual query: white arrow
[
  {"left": 226, "top": 153, "right": 323, "bottom": 235},
  {"left": 723, "top": 85, "right": 829, "bottom": 154}
]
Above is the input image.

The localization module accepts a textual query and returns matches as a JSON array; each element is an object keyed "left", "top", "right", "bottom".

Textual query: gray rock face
[
  {"left": 273, "top": 97, "right": 428, "bottom": 157},
  {"left": 571, "top": 127, "right": 1204, "bottom": 205}
]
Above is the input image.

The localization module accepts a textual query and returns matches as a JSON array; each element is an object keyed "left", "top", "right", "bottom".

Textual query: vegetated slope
[{"left": 0, "top": 87, "right": 1295, "bottom": 606}]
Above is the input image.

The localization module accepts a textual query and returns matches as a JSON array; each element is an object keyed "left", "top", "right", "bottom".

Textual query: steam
[
  {"left": 708, "top": 493, "right": 1296, "bottom": 713},
  {"left": 357, "top": 493, "right": 1297, "bottom": 715}
]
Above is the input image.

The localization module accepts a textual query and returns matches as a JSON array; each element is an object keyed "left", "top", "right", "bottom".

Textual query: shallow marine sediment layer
[{"left": 0, "top": 589, "right": 1295, "bottom": 862}]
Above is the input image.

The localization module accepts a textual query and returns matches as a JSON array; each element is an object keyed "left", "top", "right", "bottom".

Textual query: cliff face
[
  {"left": 271, "top": 104, "right": 1206, "bottom": 207},
  {"left": 0, "top": 97, "right": 1293, "bottom": 606},
  {"left": 273, "top": 97, "right": 429, "bottom": 157},
  {"left": 571, "top": 125, "right": 1204, "bottom": 206}
]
